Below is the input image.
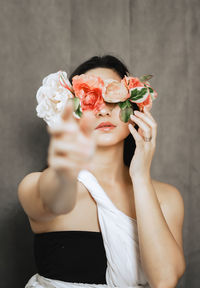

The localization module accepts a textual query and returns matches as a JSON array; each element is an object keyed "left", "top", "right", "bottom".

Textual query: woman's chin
[
  {"left": 95, "top": 134, "right": 119, "bottom": 146},
  {"left": 93, "top": 126, "right": 130, "bottom": 146}
]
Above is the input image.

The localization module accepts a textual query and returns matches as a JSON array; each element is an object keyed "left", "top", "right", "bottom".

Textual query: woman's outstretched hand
[
  {"left": 47, "top": 100, "right": 96, "bottom": 180},
  {"left": 128, "top": 106, "right": 157, "bottom": 180}
]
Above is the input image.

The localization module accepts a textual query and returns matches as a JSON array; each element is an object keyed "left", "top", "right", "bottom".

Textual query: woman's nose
[
  {"left": 96, "top": 104, "right": 112, "bottom": 117},
  {"left": 96, "top": 103, "right": 115, "bottom": 117}
]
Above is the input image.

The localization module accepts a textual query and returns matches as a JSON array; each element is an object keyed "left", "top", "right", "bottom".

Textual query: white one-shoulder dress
[{"left": 25, "top": 169, "right": 150, "bottom": 288}]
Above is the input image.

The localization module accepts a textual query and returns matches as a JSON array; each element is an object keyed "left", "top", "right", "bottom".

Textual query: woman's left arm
[{"left": 128, "top": 107, "right": 186, "bottom": 288}]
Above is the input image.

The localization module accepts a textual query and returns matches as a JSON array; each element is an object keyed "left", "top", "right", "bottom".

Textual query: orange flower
[
  {"left": 137, "top": 94, "right": 152, "bottom": 112},
  {"left": 122, "top": 76, "right": 145, "bottom": 89},
  {"left": 122, "top": 76, "right": 158, "bottom": 112},
  {"left": 137, "top": 81, "right": 158, "bottom": 112},
  {"left": 72, "top": 74, "right": 105, "bottom": 112}
]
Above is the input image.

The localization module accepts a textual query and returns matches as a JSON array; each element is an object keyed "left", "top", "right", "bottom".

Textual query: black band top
[{"left": 33, "top": 230, "right": 107, "bottom": 284}]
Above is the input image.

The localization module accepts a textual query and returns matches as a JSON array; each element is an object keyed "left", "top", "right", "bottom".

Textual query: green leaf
[
  {"left": 73, "top": 97, "right": 80, "bottom": 110},
  {"left": 130, "top": 88, "right": 148, "bottom": 101},
  {"left": 131, "top": 95, "right": 145, "bottom": 101},
  {"left": 74, "top": 103, "right": 82, "bottom": 118},
  {"left": 118, "top": 100, "right": 131, "bottom": 109},
  {"left": 139, "top": 74, "right": 153, "bottom": 82},
  {"left": 130, "top": 89, "right": 138, "bottom": 98},
  {"left": 126, "top": 101, "right": 132, "bottom": 107},
  {"left": 149, "top": 87, "right": 153, "bottom": 93},
  {"left": 138, "top": 87, "right": 147, "bottom": 96},
  {"left": 119, "top": 107, "right": 133, "bottom": 122},
  {"left": 130, "top": 87, "right": 147, "bottom": 98},
  {"left": 118, "top": 102, "right": 124, "bottom": 109},
  {"left": 121, "top": 102, "right": 128, "bottom": 109}
]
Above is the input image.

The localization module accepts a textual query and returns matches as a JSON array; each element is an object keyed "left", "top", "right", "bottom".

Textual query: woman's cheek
[{"left": 117, "top": 123, "right": 130, "bottom": 139}]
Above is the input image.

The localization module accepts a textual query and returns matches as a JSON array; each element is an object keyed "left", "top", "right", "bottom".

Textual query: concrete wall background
[{"left": 0, "top": 0, "right": 199, "bottom": 287}]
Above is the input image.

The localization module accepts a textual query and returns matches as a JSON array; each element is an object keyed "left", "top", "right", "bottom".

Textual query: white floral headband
[{"left": 36, "top": 70, "right": 158, "bottom": 128}]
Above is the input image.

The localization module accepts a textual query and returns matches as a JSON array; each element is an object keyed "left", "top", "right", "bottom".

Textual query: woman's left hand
[{"left": 128, "top": 106, "right": 157, "bottom": 180}]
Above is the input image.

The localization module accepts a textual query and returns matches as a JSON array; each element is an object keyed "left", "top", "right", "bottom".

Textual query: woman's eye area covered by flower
[
  {"left": 71, "top": 72, "right": 130, "bottom": 122},
  {"left": 70, "top": 69, "right": 157, "bottom": 122},
  {"left": 35, "top": 69, "right": 157, "bottom": 127},
  {"left": 103, "top": 79, "right": 129, "bottom": 103},
  {"left": 72, "top": 73, "right": 128, "bottom": 104},
  {"left": 72, "top": 74, "right": 105, "bottom": 114}
]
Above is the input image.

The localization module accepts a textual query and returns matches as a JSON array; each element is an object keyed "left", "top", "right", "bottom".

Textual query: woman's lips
[
  {"left": 95, "top": 121, "right": 116, "bottom": 129},
  {"left": 96, "top": 126, "right": 116, "bottom": 131}
]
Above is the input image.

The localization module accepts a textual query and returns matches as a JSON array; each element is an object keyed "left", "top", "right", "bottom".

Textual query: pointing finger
[{"left": 61, "top": 99, "right": 74, "bottom": 122}]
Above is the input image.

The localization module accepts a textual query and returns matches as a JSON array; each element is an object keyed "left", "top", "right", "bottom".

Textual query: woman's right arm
[
  {"left": 38, "top": 166, "right": 78, "bottom": 215},
  {"left": 17, "top": 100, "right": 96, "bottom": 222},
  {"left": 17, "top": 167, "right": 78, "bottom": 223}
]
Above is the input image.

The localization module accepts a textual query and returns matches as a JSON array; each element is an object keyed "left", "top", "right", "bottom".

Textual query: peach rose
[
  {"left": 72, "top": 74, "right": 105, "bottom": 113},
  {"left": 102, "top": 79, "right": 129, "bottom": 103}
]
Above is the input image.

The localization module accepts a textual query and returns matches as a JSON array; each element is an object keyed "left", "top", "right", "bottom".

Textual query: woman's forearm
[
  {"left": 38, "top": 167, "right": 78, "bottom": 215},
  {"left": 132, "top": 176, "right": 185, "bottom": 288}
]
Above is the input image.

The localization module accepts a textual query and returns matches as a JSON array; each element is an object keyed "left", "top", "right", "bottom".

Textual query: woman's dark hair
[
  {"left": 69, "top": 54, "right": 139, "bottom": 167},
  {"left": 69, "top": 55, "right": 130, "bottom": 83},
  {"left": 41, "top": 54, "right": 139, "bottom": 171}
]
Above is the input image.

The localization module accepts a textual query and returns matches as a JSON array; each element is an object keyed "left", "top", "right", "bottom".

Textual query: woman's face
[{"left": 83, "top": 67, "right": 135, "bottom": 147}]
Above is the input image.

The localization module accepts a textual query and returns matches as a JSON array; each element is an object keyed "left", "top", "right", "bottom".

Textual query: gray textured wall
[{"left": 0, "top": 0, "right": 199, "bottom": 287}]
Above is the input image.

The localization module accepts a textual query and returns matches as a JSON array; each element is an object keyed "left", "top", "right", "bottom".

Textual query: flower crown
[{"left": 36, "top": 70, "right": 158, "bottom": 128}]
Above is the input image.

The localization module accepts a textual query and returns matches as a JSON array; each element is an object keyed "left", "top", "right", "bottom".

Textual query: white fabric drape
[{"left": 25, "top": 169, "right": 150, "bottom": 288}]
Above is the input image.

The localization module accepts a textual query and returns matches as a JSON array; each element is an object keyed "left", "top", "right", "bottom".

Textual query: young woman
[{"left": 18, "top": 55, "right": 186, "bottom": 288}]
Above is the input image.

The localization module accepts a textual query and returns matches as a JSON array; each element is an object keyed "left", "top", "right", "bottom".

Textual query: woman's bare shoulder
[{"left": 151, "top": 178, "right": 183, "bottom": 207}]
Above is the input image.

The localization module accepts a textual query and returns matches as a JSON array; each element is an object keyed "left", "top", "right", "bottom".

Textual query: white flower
[{"left": 36, "top": 71, "right": 75, "bottom": 127}]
